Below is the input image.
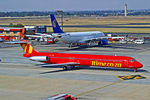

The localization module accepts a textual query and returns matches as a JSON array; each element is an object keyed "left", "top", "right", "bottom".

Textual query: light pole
[{"left": 57, "top": 10, "right": 64, "bottom": 31}]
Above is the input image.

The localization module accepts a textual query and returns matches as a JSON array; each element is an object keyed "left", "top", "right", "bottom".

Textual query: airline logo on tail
[
  {"left": 19, "top": 40, "right": 38, "bottom": 56},
  {"left": 21, "top": 43, "right": 33, "bottom": 54},
  {"left": 52, "top": 19, "right": 57, "bottom": 28}
]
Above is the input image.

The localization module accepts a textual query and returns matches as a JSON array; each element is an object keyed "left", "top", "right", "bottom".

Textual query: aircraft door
[{"left": 124, "top": 60, "right": 128, "bottom": 67}]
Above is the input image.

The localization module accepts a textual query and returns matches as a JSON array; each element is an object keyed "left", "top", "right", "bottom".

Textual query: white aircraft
[
  {"left": 25, "top": 33, "right": 54, "bottom": 41},
  {"left": 50, "top": 14, "right": 108, "bottom": 47}
]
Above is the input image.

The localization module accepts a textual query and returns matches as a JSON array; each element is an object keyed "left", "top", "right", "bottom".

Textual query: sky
[{"left": 0, "top": 0, "right": 150, "bottom": 12}]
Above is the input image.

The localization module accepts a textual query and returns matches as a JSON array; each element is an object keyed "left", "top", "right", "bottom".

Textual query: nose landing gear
[{"left": 134, "top": 68, "right": 137, "bottom": 72}]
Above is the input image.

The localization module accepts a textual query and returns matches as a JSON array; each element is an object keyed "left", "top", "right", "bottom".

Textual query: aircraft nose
[{"left": 136, "top": 61, "right": 143, "bottom": 68}]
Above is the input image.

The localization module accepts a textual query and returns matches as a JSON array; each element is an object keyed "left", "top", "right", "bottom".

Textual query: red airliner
[{"left": 17, "top": 40, "right": 143, "bottom": 72}]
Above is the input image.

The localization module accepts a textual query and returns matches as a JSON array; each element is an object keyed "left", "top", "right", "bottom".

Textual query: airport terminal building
[{"left": 0, "top": 26, "right": 47, "bottom": 41}]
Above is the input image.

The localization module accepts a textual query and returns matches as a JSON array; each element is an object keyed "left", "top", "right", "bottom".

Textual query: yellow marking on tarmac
[{"left": 117, "top": 75, "right": 147, "bottom": 80}]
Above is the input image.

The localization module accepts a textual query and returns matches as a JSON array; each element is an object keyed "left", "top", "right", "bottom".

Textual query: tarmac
[{"left": 0, "top": 42, "right": 150, "bottom": 100}]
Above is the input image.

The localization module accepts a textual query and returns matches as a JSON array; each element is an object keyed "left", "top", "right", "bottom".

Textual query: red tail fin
[{"left": 19, "top": 40, "right": 38, "bottom": 56}]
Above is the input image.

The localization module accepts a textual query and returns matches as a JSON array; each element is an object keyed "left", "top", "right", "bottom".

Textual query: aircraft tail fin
[
  {"left": 20, "top": 40, "right": 38, "bottom": 56},
  {"left": 50, "top": 14, "right": 64, "bottom": 33}
]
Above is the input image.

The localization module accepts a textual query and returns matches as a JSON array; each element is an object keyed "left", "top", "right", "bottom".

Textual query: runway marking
[{"left": 117, "top": 75, "right": 147, "bottom": 80}]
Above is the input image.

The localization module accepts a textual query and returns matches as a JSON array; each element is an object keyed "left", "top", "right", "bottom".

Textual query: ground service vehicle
[
  {"left": 134, "top": 39, "right": 144, "bottom": 44},
  {"left": 44, "top": 94, "right": 75, "bottom": 100}
]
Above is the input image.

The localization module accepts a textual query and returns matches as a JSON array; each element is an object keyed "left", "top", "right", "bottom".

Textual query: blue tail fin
[{"left": 50, "top": 14, "right": 64, "bottom": 33}]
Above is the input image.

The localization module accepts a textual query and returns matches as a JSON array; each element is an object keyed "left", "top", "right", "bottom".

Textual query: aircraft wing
[
  {"left": 35, "top": 33, "right": 54, "bottom": 38},
  {"left": 5, "top": 40, "right": 28, "bottom": 44},
  {"left": 25, "top": 35, "right": 43, "bottom": 38},
  {"left": 40, "top": 62, "right": 80, "bottom": 67},
  {"left": 43, "top": 35, "right": 54, "bottom": 38}
]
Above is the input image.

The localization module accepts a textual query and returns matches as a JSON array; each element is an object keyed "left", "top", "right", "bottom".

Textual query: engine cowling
[
  {"left": 98, "top": 39, "right": 108, "bottom": 45},
  {"left": 29, "top": 56, "right": 49, "bottom": 62}
]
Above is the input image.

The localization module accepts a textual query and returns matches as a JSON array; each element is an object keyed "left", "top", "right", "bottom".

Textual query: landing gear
[
  {"left": 63, "top": 66, "right": 68, "bottom": 70},
  {"left": 98, "top": 41, "right": 101, "bottom": 46},
  {"left": 69, "top": 44, "right": 72, "bottom": 48},
  {"left": 87, "top": 42, "right": 92, "bottom": 47},
  {"left": 69, "top": 43, "right": 79, "bottom": 48},
  {"left": 71, "top": 65, "right": 76, "bottom": 69},
  {"left": 63, "top": 66, "right": 76, "bottom": 70},
  {"left": 134, "top": 68, "right": 137, "bottom": 72}
]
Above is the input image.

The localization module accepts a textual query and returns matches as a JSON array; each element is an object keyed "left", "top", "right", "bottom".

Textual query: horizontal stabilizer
[{"left": 5, "top": 40, "right": 28, "bottom": 44}]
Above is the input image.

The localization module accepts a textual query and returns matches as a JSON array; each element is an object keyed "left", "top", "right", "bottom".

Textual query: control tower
[{"left": 125, "top": 3, "right": 127, "bottom": 16}]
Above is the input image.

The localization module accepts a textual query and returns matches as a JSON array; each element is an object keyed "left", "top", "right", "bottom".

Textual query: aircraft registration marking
[
  {"left": 117, "top": 75, "right": 147, "bottom": 80},
  {"left": 91, "top": 61, "right": 122, "bottom": 68}
]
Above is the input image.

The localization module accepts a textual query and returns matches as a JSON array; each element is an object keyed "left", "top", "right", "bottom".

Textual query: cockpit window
[{"left": 130, "top": 59, "right": 136, "bottom": 62}]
